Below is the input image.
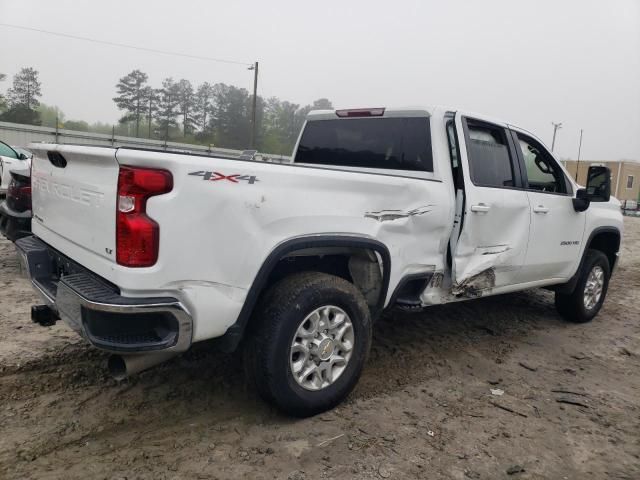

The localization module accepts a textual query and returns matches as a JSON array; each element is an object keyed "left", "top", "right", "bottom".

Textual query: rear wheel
[
  {"left": 245, "top": 272, "right": 372, "bottom": 417},
  {"left": 555, "top": 249, "right": 610, "bottom": 323}
]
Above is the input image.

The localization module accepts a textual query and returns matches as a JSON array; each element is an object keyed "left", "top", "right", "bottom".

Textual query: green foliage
[
  {"left": 7, "top": 67, "right": 42, "bottom": 110},
  {"left": 176, "top": 79, "right": 195, "bottom": 137},
  {"left": 193, "top": 82, "right": 214, "bottom": 133},
  {"left": 211, "top": 84, "right": 252, "bottom": 149},
  {"left": 63, "top": 120, "right": 89, "bottom": 131},
  {"left": 37, "top": 103, "right": 65, "bottom": 127},
  {"left": 0, "top": 73, "right": 6, "bottom": 112},
  {"left": 156, "top": 78, "right": 180, "bottom": 140},
  {"left": 1, "top": 66, "right": 333, "bottom": 155},
  {"left": 0, "top": 105, "right": 42, "bottom": 125},
  {"left": 141, "top": 87, "right": 159, "bottom": 138},
  {"left": 1, "top": 68, "right": 42, "bottom": 125},
  {"left": 113, "top": 70, "right": 149, "bottom": 137},
  {"left": 110, "top": 69, "right": 332, "bottom": 153}
]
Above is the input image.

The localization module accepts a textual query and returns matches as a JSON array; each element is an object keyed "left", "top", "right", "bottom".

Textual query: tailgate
[{"left": 30, "top": 144, "right": 119, "bottom": 262}]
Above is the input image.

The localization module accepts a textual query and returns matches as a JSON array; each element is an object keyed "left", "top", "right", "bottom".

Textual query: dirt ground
[{"left": 0, "top": 219, "right": 638, "bottom": 480}]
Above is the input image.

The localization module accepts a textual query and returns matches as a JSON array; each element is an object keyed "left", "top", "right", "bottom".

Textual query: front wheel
[
  {"left": 245, "top": 272, "right": 372, "bottom": 417},
  {"left": 555, "top": 249, "right": 611, "bottom": 323}
]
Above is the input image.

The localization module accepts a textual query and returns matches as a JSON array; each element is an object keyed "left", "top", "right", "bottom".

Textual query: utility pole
[
  {"left": 575, "top": 129, "right": 583, "bottom": 181},
  {"left": 248, "top": 61, "right": 259, "bottom": 149},
  {"left": 551, "top": 122, "right": 562, "bottom": 152}
]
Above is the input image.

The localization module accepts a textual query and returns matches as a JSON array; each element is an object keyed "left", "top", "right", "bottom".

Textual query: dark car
[{"left": 0, "top": 168, "right": 32, "bottom": 241}]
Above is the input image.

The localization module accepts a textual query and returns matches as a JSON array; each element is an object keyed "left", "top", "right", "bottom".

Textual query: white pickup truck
[{"left": 17, "top": 107, "right": 622, "bottom": 416}]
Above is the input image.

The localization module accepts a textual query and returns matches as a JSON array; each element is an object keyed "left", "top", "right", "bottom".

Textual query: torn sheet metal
[
  {"left": 365, "top": 205, "right": 433, "bottom": 222},
  {"left": 451, "top": 268, "right": 496, "bottom": 297},
  {"left": 428, "top": 271, "right": 445, "bottom": 289},
  {"left": 452, "top": 245, "right": 513, "bottom": 296}
]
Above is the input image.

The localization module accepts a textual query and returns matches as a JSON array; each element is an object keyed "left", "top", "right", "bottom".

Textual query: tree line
[
  {"left": 0, "top": 67, "right": 125, "bottom": 135},
  {"left": 112, "top": 69, "right": 332, "bottom": 154},
  {"left": 0, "top": 67, "right": 333, "bottom": 155}
]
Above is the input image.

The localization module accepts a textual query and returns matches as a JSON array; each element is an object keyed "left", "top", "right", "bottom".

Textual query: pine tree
[
  {"left": 156, "top": 78, "right": 180, "bottom": 140},
  {"left": 193, "top": 82, "right": 215, "bottom": 134},
  {"left": 176, "top": 79, "right": 195, "bottom": 137},
  {"left": 142, "top": 87, "right": 159, "bottom": 138},
  {"left": 113, "top": 69, "right": 149, "bottom": 137},
  {"left": 7, "top": 67, "right": 42, "bottom": 110}
]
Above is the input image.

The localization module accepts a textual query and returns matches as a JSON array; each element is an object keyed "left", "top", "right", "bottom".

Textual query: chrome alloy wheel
[
  {"left": 584, "top": 265, "right": 605, "bottom": 310},
  {"left": 289, "top": 305, "right": 355, "bottom": 391}
]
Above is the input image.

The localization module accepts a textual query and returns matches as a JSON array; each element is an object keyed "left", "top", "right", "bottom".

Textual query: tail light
[
  {"left": 116, "top": 166, "right": 173, "bottom": 267},
  {"left": 7, "top": 175, "right": 32, "bottom": 213}
]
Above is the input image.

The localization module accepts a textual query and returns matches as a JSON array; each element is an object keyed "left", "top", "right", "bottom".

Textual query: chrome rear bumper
[{"left": 15, "top": 236, "right": 193, "bottom": 353}]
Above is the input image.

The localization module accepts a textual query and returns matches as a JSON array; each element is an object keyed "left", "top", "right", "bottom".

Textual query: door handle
[
  {"left": 533, "top": 205, "right": 549, "bottom": 214},
  {"left": 470, "top": 203, "right": 490, "bottom": 213}
]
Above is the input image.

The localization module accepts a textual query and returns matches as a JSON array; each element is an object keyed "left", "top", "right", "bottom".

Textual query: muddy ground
[{"left": 1, "top": 218, "right": 639, "bottom": 480}]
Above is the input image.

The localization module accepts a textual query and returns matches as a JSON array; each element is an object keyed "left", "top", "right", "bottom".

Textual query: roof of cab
[{"left": 306, "top": 106, "right": 435, "bottom": 121}]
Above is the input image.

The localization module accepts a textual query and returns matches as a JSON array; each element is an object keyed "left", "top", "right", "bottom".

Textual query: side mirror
[
  {"left": 586, "top": 165, "right": 611, "bottom": 202},
  {"left": 573, "top": 166, "right": 612, "bottom": 212},
  {"left": 573, "top": 188, "right": 590, "bottom": 212},
  {"left": 18, "top": 153, "right": 28, "bottom": 160}
]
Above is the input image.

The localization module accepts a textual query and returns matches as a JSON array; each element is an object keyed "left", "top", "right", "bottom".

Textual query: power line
[{"left": 0, "top": 23, "right": 253, "bottom": 66}]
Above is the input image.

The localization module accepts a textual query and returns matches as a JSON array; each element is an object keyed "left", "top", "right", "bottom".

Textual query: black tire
[
  {"left": 555, "top": 249, "right": 610, "bottom": 323},
  {"left": 244, "top": 271, "right": 372, "bottom": 417}
]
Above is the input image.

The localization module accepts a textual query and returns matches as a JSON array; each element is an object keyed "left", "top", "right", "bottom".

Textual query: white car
[
  {"left": 17, "top": 106, "right": 623, "bottom": 416},
  {"left": 0, "top": 141, "right": 31, "bottom": 195}
]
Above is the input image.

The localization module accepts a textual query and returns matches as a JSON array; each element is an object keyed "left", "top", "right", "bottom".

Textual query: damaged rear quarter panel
[{"left": 114, "top": 148, "right": 452, "bottom": 341}]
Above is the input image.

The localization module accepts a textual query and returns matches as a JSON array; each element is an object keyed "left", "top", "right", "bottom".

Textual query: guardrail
[{"left": 0, "top": 121, "right": 291, "bottom": 163}]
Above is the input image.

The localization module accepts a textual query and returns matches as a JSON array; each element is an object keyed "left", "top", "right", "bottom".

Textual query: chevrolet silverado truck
[{"left": 16, "top": 107, "right": 622, "bottom": 417}]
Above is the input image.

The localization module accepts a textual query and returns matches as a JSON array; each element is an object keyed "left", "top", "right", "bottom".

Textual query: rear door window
[
  {"left": 294, "top": 117, "right": 433, "bottom": 172},
  {"left": 464, "top": 120, "right": 516, "bottom": 188}
]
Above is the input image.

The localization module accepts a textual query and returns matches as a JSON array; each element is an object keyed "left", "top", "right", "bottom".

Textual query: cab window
[
  {"left": 464, "top": 120, "right": 516, "bottom": 188},
  {"left": 295, "top": 117, "right": 433, "bottom": 172},
  {"left": 515, "top": 133, "right": 568, "bottom": 194}
]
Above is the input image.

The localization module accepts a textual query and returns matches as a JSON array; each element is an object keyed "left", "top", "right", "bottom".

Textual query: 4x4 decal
[{"left": 189, "top": 171, "right": 259, "bottom": 184}]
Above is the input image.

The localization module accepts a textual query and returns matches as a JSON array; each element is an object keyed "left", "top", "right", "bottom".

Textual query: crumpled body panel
[{"left": 452, "top": 188, "right": 531, "bottom": 296}]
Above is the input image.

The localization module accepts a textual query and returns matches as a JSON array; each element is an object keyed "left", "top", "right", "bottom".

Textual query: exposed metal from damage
[
  {"left": 364, "top": 205, "right": 433, "bottom": 222},
  {"left": 428, "top": 271, "right": 444, "bottom": 289},
  {"left": 451, "top": 268, "right": 496, "bottom": 297}
]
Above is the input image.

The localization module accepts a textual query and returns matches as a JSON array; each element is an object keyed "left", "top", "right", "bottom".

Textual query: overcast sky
[{"left": 1, "top": 0, "right": 639, "bottom": 160}]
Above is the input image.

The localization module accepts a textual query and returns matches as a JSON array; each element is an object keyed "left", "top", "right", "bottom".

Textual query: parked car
[
  {"left": 0, "top": 167, "right": 32, "bottom": 241},
  {"left": 17, "top": 106, "right": 622, "bottom": 417},
  {"left": 0, "top": 141, "right": 31, "bottom": 195}
]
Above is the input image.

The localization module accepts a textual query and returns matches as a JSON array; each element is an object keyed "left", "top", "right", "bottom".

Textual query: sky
[{"left": 1, "top": 0, "right": 639, "bottom": 160}]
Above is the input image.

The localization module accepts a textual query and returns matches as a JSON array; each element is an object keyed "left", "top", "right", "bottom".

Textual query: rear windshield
[{"left": 294, "top": 117, "right": 433, "bottom": 172}]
